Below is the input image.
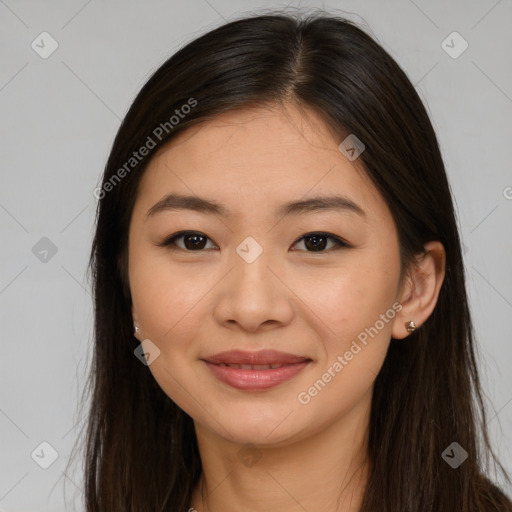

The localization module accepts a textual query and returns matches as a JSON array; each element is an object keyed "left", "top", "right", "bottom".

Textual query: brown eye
[
  {"left": 291, "top": 232, "right": 349, "bottom": 253},
  {"left": 158, "top": 231, "right": 217, "bottom": 251}
]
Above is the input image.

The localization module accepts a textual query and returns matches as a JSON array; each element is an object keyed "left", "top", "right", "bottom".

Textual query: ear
[
  {"left": 132, "top": 304, "right": 142, "bottom": 341},
  {"left": 391, "top": 241, "right": 446, "bottom": 339}
]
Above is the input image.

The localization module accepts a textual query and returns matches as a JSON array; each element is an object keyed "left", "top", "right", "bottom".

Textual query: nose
[{"left": 212, "top": 247, "right": 294, "bottom": 333}]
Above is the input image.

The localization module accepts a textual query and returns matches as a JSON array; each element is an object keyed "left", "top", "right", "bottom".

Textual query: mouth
[
  {"left": 201, "top": 350, "right": 312, "bottom": 391},
  {"left": 202, "top": 349, "right": 311, "bottom": 366},
  {"left": 214, "top": 362, "right": 298, "bottom": 369}
]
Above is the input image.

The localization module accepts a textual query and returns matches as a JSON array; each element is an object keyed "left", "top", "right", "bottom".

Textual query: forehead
[
  {"left": 134, "top": 103, "right": 385, "bottom": 222},
  {"left": 149, "top": 103, "right": 347, "bottom": 174}
]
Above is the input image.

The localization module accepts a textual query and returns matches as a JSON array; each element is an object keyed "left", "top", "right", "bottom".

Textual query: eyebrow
[{"left": 145, "top": 193, "right": 366, "bottom": 220}]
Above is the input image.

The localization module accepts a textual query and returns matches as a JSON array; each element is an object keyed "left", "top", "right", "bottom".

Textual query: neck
[{"left": 189, "top": 391, "right": 372, "bottom": 512}]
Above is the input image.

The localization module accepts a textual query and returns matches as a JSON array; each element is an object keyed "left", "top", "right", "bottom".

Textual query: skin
[{"left": 128, "top": 102, "right": 446, "bottom": 511}]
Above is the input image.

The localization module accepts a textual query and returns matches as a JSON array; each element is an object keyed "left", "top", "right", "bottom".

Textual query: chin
[{"left": 200, "top": 410, "right": 315, "bottom": 449}]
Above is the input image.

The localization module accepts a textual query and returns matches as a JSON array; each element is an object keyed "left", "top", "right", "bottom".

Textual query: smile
[{"left": 202, "top": 359, "right": 311, "bottom": 391}]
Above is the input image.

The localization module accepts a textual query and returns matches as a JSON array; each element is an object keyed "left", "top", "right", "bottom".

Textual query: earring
[
  {"left": 405, "top": 320, "right": 416, "bottom": 333},
  {"left": 134, "top": 324, "right": 140, "bottom": 335}
]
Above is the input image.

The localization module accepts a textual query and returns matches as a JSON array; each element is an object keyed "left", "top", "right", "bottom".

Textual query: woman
[{"left": 76, "top": 10, "right": 512, "bottom": 511}]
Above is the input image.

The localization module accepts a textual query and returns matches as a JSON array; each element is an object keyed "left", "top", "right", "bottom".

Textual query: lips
[
  {"left": 216, "top": 362, "right": 289, "bottom": 370},
  {"left": 202, "top": 349, "right": 311, "bottom": 366},
  {"left": 201, "top": 350, "right": 312, "bottom": 391}
]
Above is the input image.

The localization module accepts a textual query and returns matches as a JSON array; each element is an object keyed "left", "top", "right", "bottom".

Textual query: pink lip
[
  {"left": 201, "top": 350, "right": 311, "bottom": 391},
  {"left": 202, "top": 349, "right": 310, "bottom": 365},
  {"left": 203, "top": 361, "right": 310, "bottom": 390}
]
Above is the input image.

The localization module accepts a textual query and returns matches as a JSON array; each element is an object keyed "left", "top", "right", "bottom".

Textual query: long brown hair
[{"left": 70, "top": 9, "right": 512, "bottom": 511}]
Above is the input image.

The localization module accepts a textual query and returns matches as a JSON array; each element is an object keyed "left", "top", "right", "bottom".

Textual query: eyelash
[{"left": 157, "top": 230, "right": 350, "bottom": 253}]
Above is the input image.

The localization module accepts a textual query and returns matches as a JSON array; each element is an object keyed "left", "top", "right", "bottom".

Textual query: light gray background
[{"left": 1, "top": 0, "right": 511, "bottom": 510}]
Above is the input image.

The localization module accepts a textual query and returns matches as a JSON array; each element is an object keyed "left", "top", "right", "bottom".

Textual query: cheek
[
  {"left": 295, "top": 277, "right": 395, "bottom": 414},
  {"left": 129, "top": 252, "right": 204, "bottom": 410},
  {"left": 295, "top": 250, "right": 399, "bottom": 399},
  {"left": 298, "top": 253, "right": 399, "bottom": 339},
  {"left": 129, "top": 247, "right": 207, "bottom": 338}
]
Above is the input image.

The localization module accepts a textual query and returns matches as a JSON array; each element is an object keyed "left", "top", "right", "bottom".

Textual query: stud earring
[
  {"left": 405, "top": 320, "right": 417, "bottom": 333},
  {"left": 134, "top": 324, "right": 140, "bottom": 335}
]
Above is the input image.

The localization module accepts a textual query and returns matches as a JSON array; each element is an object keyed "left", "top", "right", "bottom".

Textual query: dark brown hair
[{"left": 70, "top": 9, "right": 512, "bottom": 511}]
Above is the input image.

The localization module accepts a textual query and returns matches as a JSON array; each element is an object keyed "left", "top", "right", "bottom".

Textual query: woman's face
[{"left": 128, "top": 103, "right": 405, "bottom": 447}]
